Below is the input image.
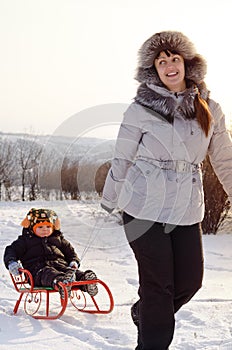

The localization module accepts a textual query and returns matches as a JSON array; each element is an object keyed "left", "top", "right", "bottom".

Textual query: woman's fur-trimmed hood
[{"left": 135, "top": 31, "right": 207, "bottom": 86}]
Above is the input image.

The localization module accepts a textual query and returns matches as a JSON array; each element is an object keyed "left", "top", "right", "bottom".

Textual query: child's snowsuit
[{"left": 4, "top": 227, "right": 85, "bottom": 287}]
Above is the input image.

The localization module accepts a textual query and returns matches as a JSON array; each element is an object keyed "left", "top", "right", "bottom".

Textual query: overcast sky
[{"left": 1, "top": 0, "right": 232, "bottom": 139}]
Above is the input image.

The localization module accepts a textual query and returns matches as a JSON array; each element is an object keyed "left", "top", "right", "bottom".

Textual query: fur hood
[{"left": 135, "top": 31, "right": 207, "bottom": 86}]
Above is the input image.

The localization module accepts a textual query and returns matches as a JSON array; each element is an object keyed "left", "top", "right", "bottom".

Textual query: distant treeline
[{"left": 0, "top": 134, "right": 111, "bottom": 202}]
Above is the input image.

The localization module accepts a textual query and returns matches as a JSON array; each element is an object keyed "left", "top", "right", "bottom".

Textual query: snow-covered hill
[{"left": 0, "top": 131, "right": 116, "bottom": 163}]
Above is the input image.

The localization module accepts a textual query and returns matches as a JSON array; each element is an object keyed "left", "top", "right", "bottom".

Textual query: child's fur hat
[
  {"left": 21, "top": 208, "right": 60, "bottom": 233},
  {"left": 135, "top": 31, "right": 207, "bottom": 86}
]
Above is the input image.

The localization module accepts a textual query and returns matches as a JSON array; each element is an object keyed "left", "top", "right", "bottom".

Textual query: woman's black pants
[{"left": 123, "top": 212, "right": 204, "bottom": 350}]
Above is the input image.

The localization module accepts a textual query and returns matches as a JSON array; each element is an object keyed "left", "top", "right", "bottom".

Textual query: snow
[{"left": 1, "top": 200, "right": 232, "bottom": 350}]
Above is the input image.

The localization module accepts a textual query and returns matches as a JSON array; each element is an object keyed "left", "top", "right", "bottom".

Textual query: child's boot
[
  {"left": 53, "top": 269, "right": 76, "bottom": 299},
  {"left": 82, "top": 270, "right": 98, "bottom": 296}
]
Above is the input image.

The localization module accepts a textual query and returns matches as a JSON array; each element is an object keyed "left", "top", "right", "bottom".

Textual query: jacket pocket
[
  {"left": 135, "top": 160, "right": 156, "bottom": 178},
  {"left": 132, "top": 161, "right": 156, "bottom": 196},
  {"left": 125, "top": 163, "right": 141, "bottom": 186},
  {"left": 119, "top": 161, "right": 156, "bottom": 208}
]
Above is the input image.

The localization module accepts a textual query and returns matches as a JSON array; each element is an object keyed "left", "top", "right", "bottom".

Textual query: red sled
[{"left": 10, "top": 268, "right": 114, "bottom": 320}]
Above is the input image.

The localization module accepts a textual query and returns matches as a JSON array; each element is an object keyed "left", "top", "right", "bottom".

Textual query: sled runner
[{"left": 10, "top": 268, "right": 114, "bottom": 320}]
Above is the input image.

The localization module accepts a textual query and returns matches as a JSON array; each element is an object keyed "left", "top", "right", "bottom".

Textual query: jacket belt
[
  {"left": 157, "top": 160, "right": 200, "bottom": 173},
  {"left": 136, "top": 157, "right": 201, "bottom": 173}
]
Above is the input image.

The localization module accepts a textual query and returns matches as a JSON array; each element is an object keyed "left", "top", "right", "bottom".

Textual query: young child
[{"left": 4, "top": 208, "right": 98, "bottom": 298}]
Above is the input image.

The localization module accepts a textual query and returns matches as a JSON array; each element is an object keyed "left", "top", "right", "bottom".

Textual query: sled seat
[{"left": 10, "top": 268, "right": 114, "bottom": 320}]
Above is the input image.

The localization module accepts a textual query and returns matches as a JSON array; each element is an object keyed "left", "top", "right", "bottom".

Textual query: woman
[{"left": 101, "top": 31, "right": 232, "bottom": 349}]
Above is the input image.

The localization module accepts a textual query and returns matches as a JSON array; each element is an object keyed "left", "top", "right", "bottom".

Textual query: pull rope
[{"left": 79, "top": 214, "right": 110, "bottom": 262}]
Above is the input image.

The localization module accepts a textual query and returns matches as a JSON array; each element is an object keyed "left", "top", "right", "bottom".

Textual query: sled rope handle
[{"left": 80, "top": 213, "right": 110, "bottom": 262}]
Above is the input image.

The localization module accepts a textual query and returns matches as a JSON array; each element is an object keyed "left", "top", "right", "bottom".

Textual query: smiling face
[{"left": 154, "top": 50, "right": 186, "bottom": 92}]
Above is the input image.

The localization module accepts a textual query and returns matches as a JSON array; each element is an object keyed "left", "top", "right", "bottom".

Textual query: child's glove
[
  {"left": 69, "top": 261, "right": 80, "bottom": 270},
  {"left": 8, "top": 261, "right": 23, "bottom": 276}
]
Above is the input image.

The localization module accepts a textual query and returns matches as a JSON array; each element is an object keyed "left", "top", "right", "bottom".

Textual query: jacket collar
[{"left": 134, "top": 82, "right": 209, "bottom": 123}]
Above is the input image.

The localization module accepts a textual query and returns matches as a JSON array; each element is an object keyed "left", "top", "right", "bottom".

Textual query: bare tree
[
  {"left": 95, "top": 161, "right": 111, "bottom": 195},
  {"left": 61, "top": 158, "right": 80, "bottom": 200},
  {"left": 38, "top": 146, "right": 64, "bottom": 200},
  {"left": 16, "top": 136, "right": 43, "bottom": 201},
  {"left": 202, "top": 155, "right": 230, "bottom": 234},
  {"left": 0, "top": 138, "right": 15, "bottom": 200}
]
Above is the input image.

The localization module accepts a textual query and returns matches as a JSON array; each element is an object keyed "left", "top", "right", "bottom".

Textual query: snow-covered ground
[{"left": 1, "top": 200, "right": 232, "bottom": 350}]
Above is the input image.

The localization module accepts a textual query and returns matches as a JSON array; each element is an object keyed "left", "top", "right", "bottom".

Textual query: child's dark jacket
[{"left": 4, "top": 228, "right": 80, "bottom": 277}]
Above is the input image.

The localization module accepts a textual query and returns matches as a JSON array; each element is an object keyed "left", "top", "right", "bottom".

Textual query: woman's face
[{"left": 154, "top": 51, "right": 186, "bottom": 92}]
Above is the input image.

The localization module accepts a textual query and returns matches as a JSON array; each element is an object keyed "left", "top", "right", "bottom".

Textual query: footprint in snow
[{"left": 126, "top": 278, "right": 138, "bottom": 286}]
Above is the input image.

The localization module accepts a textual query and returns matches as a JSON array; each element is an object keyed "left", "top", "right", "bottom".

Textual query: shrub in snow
[{"left": 202, "top": 155, "right": 230, "bottom": 234}]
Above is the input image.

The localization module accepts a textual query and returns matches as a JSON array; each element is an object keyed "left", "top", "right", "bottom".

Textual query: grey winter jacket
[{"left": 101, "top": 86, "right": 232, "bottom": 225}]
